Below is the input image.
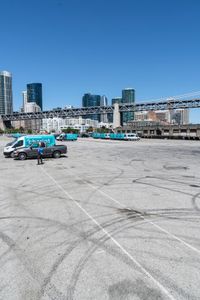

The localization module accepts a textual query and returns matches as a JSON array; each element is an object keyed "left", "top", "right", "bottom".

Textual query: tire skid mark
[
  {"left": 139, "top": 175, "right": 200, "bottom": 187},
  {"left": 66, "top": 168, "right": 200, "bottom": 255},
  {"left": 66, "top": 219, "right": 174, "bottom": 300},
  {"left": 0, "top": 229, "right": 67, "bottom": 300},
  {"left": 41, "top": 210, "right": 173, "bottom": 299},
  {"left": 132, "top": 176, "right": 194, "bottom": 197},
  {"left": 75, "top": 167, "right": 125, "bottom": 208},
  {"left": 192, "top": 192, "right": 200, "bottom": 211},
  {"left": 0, "top": 213, "right": 146, "bottom": 299},
  {"left": 41, "top": 167, "right": 176, "bottom": 300},
  {"left": 120, "top": 207, "right": 200, "bottom": 222},
  {"left": 39, "top": 213, "right": 147, "bottom": 298},
  {"left": 0, "top": 230, "right": 44, "bottom": 299},
  {"left": 2, "top": 143, "right": 199, "bottom": 299}
]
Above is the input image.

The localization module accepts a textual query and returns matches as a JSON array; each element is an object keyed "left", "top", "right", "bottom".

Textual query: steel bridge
[{"left": 1, "top": 98, "right": 200, "bottom": 121}]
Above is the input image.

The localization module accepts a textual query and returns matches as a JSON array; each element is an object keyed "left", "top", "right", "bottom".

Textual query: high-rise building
[
  {"left": 82, "top": 93, "right": 101, "bottom": 107},
  {"left": 82, "top": 93, "right": 101, "bottom": 121},
  {"left": 122, "top": 88, "right": 135, "bottom": 103},
  {"left": 100, "top": 95, "right": 108, "bottom": 122},
  {"left": 22, "top": 91, "right": 27, "bottom": 112},
  {"left": 23, "top": 102, "right": 42, "bottom": 132},
  {"left": 0, "top": 71, "right": 13, "bottom": 115},
  {"left": 12, "top": 101, "right": 42, "bottom": 132},
  {"left": 27, "top": 83, "right": 43, "bottom": 111},
  {"left": 112, "top": 97, "right": 122, "bottom": 105},
  {"left": 122, "top": 88, "right": 135, "bottom": 124},
  {"left": 181, "top": 109, "right": 189, "bottom": 124},
  {"left": 100, "top": 95, "right": 108, "bottom": 106},
  {"left": 171, "top": 109, "right": 189, "bottom": 125}
]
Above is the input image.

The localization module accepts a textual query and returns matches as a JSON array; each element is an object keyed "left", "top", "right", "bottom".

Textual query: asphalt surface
[{"left": 0, "top": 136, "right": 200, "bottom": 300}]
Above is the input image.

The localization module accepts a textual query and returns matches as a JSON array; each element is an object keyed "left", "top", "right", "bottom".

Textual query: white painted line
[
  {"left": 147, "top": 220, "right": 200, "bottom": 255},
  {"left": 96, "top": 250, "right": 105, "bottom": 254},
  {"left": 41, "top": 167, "right": 175, "bottom": 300},
  {"left": 69, "top": 171, "right": 200, "bottom": 256}
]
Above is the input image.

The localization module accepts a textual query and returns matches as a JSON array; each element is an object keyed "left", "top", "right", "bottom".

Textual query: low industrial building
[{"left": 116, "top": 122, "right": 200, "bottom": 139}]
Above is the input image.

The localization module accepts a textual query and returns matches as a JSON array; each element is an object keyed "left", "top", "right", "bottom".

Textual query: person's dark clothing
[{"left": 37, "top": 147, "right": 44, "bottom": 165}]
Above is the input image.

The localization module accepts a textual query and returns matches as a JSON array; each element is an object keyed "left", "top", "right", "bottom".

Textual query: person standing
[{"left": 37, "top": 142, "right": 44, "bottom": 165}]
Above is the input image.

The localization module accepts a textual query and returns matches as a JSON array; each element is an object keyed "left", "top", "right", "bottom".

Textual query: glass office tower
[
  {"left": 100, "top": 95, "right": 108, "bottom": 106},
  {"left": 0, "top": 71, "right": 13, "bottom": 115},
  {"left": 122, "top": 88, "right": 135, "bottom": 103},
  {"left": 122, "top": 88, "right": 135, "bottom": 124},
  {"left": 82, "top": 93, "right": 101, "bottom": 121},
  {"left": 82, "top": 93, "right": 101, "bottom": 107},
  {"left": 112, "top": 97, "right": 122, "bottom": 105},
  {"left": 27, "top": 83, "right": 43, "bottom": 111}
]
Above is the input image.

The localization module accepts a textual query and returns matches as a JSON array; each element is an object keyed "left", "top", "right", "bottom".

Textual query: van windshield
[
  {"left": 13, "top": 140, "right": 24, "bottom": 148},
  {"left": 6, "top": 138, "right": 17, "bottom": 147}
]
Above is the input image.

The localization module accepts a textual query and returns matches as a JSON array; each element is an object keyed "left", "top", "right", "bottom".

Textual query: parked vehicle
[
  {"left": 79, "top": 133, "right": 90, "bottom": 138},
  {"left": 92, "top": 133, "right": 102, "bottom": 139},
  {"left": 13, "top": 144, "right": 67, "bottom": 160},
  {"left": 92, "top": 133, "right": 110, "bottom": 139},
  {"left": 5, "top": 138, "right": 18, "bottom": 147},
  {"left": 11, "top": 133, "right": 23, "bottom": 138},
  {"left": 56, "top": 133, "right": 77, "bottom": 141},
  {"left": 109, "top": 133, "right": 125, "bottom": 140},
  {"left": 92, "top": 132, "right": 140, "bottom": 141},
  {"left": 100, "top": 133, "right": 110, "bottom": 139},
  {"left": 104, "top": 133, "right": 110, "bottom": 139},
  {"left": 3, "top": 135, "right": 56, "bottom": 158},
  {"left": 124, "top": 133, "right": 140, "bottom": 141}
]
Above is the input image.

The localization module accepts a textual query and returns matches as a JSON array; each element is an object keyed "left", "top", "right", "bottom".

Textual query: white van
[{"left": 124, "top": 133, "right": 140, "bottom": 141}]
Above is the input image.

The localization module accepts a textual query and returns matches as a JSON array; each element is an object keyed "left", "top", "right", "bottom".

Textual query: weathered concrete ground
[{"left": 0, "top": 136, "right": 200, "bottom": 300}]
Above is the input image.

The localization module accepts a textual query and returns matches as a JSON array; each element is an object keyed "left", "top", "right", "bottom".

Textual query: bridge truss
[{"left": 1, "top": 98, "right": 200, "bottom": 121}]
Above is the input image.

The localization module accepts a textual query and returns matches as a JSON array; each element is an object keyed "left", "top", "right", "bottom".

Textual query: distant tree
[
  {"left": 86, "top": 126, "right": 94, "bottom": 133},
  {"left": 62, "top": 127, "right": 79, "bottom": 134},
  {"left": 0, "top": 129, "right": 4, "bottom": 134},
  {"left": 5, "top": 127, "right": 19, "bottom": 134},
  {"left": 19, "top": 126, "right": 24, "bottom": 133},
  {"left": 62, "top": 128, "right": 72, "bottom": 133},
  {"left": 27, "top": 129, "right": 33, "bottom": 134},
  {"left": 97, "top": 126, "right": 110, "bottom": 133},
  {"left": 72, "top": 129, "right": 79, "bottom": 134}
]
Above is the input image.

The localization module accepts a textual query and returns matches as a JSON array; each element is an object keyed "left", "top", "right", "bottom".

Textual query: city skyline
[
  {"left": 1, "top": 0, "right": 200, "bottom": 122},
  {"left": 0, "top": 69, "right": 198, "bottom": 123},
  {"left": 0, "top": 70, "right": 198, "bottom": 126}
]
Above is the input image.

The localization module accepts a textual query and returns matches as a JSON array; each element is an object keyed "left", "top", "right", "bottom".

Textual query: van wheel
[
  {"left": 18, "top": 153, "right": 27, "bottom": 160},
  {"left": 53, "top": 151, "right": 61, "bottom": 158},
  {"left": 10, "top": 152, "right": 14, "bottom": 158}
]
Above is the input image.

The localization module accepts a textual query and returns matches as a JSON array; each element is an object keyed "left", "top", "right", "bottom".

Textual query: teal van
[
  {"left": 3, "top": 135, "right": 55, "bottom": 157},
  {"left": 56, "top": 133, "right": 77, "bottom": 141},
  {"left": 110, "top": 133, "right": 125, "bottom": 140},
  {"left": 92, "top": 133, "right": 101, "bottom": 139},
  {"left": 23, "top": 135, "right": 55, "bottom": 147}
]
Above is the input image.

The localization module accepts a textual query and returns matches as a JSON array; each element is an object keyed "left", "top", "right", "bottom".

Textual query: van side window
[
  {"left": 40, "top": 142, "right": 46, "bottom": 147},
  {"left": 14, "top": 140, "right": 23, "bottom": 148}
]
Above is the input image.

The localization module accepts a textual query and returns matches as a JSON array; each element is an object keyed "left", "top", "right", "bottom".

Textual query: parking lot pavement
[{"left": 0, "top": 136, "right": 200, "bottom": 299}]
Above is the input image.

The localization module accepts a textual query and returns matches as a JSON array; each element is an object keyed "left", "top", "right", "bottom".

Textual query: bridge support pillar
[
  {"left": 113, "top": 103, "right": 121, "bottom": 128},
  {"left": 0, "top": 118, "right": 12, "bottom": 130}
]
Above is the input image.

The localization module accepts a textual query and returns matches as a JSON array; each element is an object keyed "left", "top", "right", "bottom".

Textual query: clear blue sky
[{"left": 1, "top": 0, "right": 200, "bottom": 122}]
